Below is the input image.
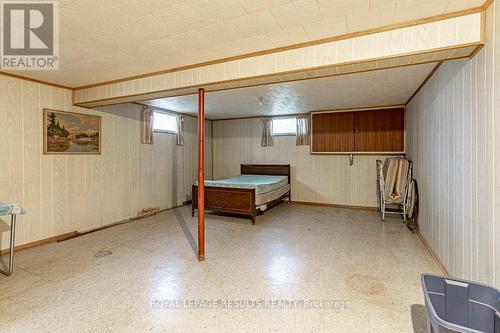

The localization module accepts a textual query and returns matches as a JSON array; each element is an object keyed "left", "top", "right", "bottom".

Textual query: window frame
[
  {"left": 153, "top": 110, "right": 178, "bottom": 134},
  {"left": 271, "top": 116, "right": 297, "bottom": 136}
]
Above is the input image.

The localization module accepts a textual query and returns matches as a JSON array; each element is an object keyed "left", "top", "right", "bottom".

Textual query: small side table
[{"left": 0, "top": 202, "right": 25, "bottom": 276}]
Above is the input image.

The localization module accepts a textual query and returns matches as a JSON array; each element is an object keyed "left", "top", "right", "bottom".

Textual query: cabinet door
[
  {"left": 312, "top": 112, "right": 354, "bottom": 153},
  {"left": 354, "top": 108, "right": 405, "bottom": 152}
]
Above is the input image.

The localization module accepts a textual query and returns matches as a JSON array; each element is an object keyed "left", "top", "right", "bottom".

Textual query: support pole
[{"left": 197, "top": 88, "right": 205, "bottom": 261}]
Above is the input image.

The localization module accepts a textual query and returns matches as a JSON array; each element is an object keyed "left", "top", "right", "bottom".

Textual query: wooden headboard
[{"left": 240, "top": 164, "right": 291, "bottom": 184}]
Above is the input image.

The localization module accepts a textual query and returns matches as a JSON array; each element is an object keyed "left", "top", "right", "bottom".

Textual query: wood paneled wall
[
  {"left": 0, "top": 75, "right": 211, "bottom": 250},
  {"left": 406, "top": 2, "right": 499, "bottom": 287},
  {"left": 212, "top": 118, "right": 398, "bottom": 208}
]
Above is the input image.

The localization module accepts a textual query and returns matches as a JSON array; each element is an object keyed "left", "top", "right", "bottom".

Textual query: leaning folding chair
[{"left": 376, "top": 158, "right": 413, "bottom": 221}]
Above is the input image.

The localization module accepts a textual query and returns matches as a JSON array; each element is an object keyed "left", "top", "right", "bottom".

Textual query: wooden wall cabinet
[{"left": 311, "top": 107, "right": 405, "bottom": 154}]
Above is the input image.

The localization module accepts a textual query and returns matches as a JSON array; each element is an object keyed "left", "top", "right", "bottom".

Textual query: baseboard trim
[
  {"left": 72, "top": 204, "right": 186, "bottom": 238},
  {"left": 291, "top": 200, "right": 378, "bottom": 211},
  {"left": 0, "top": 204, "right": 188, "bottom": 254},
  {"left": 415, "top": 231, "right": 450, "bottom": 276},
  {"left": 0, "top": 231, "right": 78, "bottom": 256}
]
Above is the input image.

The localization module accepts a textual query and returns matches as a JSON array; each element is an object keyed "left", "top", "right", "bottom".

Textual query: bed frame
[{"left": 192, "top": 164, "right": 291, "bottom": 224}]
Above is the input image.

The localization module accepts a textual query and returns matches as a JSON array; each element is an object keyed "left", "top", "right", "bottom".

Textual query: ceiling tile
[
  {"left": 126, "top": 14, "right": 183, "bottom": 41},
  {"left": 198, "top": 21, "right": 245, "bottom": 44},
  {"left": 231, "top": 11, "right": 282, "bottom": 37},
  {"left": 63, "top": 57, "right": 118, "bottom": 75},
  {"left": 197, "top": 41, "right": 242, "bottom": 62},
  {"left": 237, "top": 0, "right": 290, "bottom": 13},
  {"left": 369, "top": 0, "right": 397, "bottom": 10},
  {"left": 266, "top": 26, "right": 309, "bottom": 48},
  {"left": 169, "top": 31, "right": 213, "bottom": 53},
  {"left": 317, "top": 0, "right": 370, "bottom": 16},
  {"left": 233, "top": 35, "right": 276, "bottom": 54},
  {"left": 302, "top": 16, "right": 348, "bottom": 40},
  {"left": 270, "top": 0, "right": 322, "bottom": 29},
  {"left": 347, "top": 6, "right": 396, "bottom": 32},
  {"left": 58, "top": 41, "right": 99, "bottom": 61},
  {"left": 141, "top": 36, "right": 176, "bottom": 53},
  {"left": 123, "top": 46, "right": 176, "bottom": 67},
  {"left": 60, "top": 0, "right": 131, "bottom": 30},
  {"left": 108, "top": 0, "right": 185, "bottom": 18},
  {"left": 394, "top": 0, "right": 450, "bottom": 23},
  {"left": 446, "top": 0, "right": 484, "bottom": 12},
  {"left": 151, "top": 2, "right": 208, "bottom": 33},
  {"left": 185, "top": 0, "right": 246, "bottom": 23},
  {"left": 59, "top": 0, "right": 79, "bottom": 8}
]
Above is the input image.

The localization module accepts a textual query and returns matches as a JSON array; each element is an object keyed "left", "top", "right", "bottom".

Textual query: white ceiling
[
  {"left": 143, "top": 62, "right": 437, "bottom": 119},
  {"left": 3, "top": 0, "right": 484, "bottom": 88}
]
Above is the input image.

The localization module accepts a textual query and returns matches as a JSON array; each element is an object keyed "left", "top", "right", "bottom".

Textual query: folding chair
[{"left": 376, "top": 158, "right": 413, "bottom": 221}]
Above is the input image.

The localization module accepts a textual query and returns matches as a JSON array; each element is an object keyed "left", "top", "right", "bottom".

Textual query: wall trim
[
  {"left": 0, "top": 71, "right": 73, "bottom": 90},
  {"left": 415, "top": 231, "right": 451, "bottom": 276},
  {"left": 405, "top": 61, "right": 443, "bottom": 105},
  {"left": 212, "top": 112, "right": 310, "bottom": 122},
  {"left": 0, "top": 231, "right": 77, "bottom": 256},
  {"left": 311, "top": 104, "right": 405, "bottom": 115},
  {"left": 405, "top": 32, "right": 484, "bottom": 107},
  {"left": 71, "top": 208, "right": 172, "bottom": 237},
  {"left": 482, "top": 0, "right": 494, "bottom": 10},
  {"left": 469, "top": 44, "right": 485, "bottom": 58},
  {"left": 0, "top": 205, "right": 187, "bottom": 255}
]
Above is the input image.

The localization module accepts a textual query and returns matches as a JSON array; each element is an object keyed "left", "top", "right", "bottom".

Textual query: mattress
[
  {"left": 256, "top": 184, "right": 290, "bottom": 207},
  {"left": 200, "top": 174, "right": 288, "bottom": 195}
]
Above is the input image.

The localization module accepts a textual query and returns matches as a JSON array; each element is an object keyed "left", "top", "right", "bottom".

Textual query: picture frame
[{"left": 43, "top": 109, "right": 101, "bottom": 155}]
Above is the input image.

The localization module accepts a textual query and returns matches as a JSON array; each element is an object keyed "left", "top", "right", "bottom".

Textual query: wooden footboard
[{"left": 192, "top": 185, "right": 257, "bottom": 224}]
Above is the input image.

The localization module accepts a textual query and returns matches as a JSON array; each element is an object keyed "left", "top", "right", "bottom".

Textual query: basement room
[{"left": 0, "top": 0, "right": 499, "bottom": 332}]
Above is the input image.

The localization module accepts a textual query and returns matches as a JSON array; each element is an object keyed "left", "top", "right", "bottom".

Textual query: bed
[{"left": 192, "top": 164, "right": 291, "bottom": 224}]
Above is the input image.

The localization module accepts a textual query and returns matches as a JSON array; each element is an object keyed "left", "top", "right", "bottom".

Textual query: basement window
[
  {"left": 272, "top": 117, "right": 297, "bottom": 136},
  {"left": 153, "top": 111, "right": 177, "bottom": 133}
]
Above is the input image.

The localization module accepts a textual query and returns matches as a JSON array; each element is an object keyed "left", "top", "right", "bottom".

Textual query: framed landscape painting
[{"left": 43, "top": 109, "right": 101, "bottom": 154}]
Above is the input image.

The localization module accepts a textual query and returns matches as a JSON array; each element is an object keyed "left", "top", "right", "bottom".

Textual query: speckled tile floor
[{"left": 0, "top": 204, "right": 442, "bottom": 332}]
